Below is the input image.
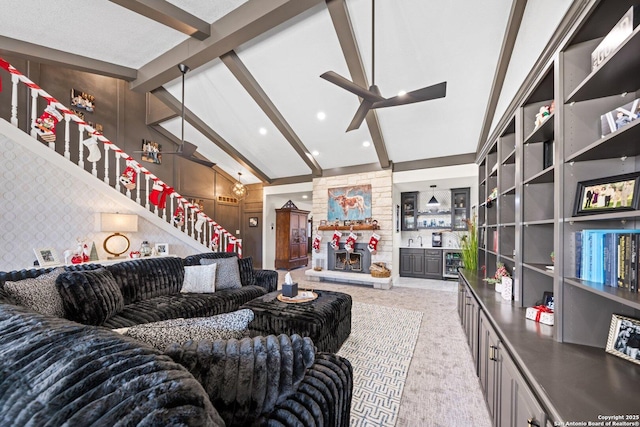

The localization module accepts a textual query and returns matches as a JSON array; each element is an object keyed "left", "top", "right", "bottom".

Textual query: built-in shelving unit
[{"left": 469, "top": 3, "right": 640, "bottom": 423}]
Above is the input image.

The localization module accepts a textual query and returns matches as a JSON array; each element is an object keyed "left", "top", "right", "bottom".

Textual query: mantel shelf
[{"left": 318, "top": 225, "right": 379, "bottom": 231}]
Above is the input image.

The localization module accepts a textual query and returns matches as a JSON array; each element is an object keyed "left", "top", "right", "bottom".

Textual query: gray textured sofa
[
  {"left": 0, "top": 303, "right": 353, "bottom": 426},
  {"left": 0, "top": 254, "right": 353, "bottom": 426},
  {"left": 0, "top": 253, "right": 277, "bottom": 328}
]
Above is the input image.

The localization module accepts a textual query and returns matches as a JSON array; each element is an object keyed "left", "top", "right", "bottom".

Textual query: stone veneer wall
[{"left": 311, "top": 170, "right": 393, "bottom": 272}]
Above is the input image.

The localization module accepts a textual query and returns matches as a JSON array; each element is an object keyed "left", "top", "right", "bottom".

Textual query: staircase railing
[{"left": 0, "top": 57, "right": 241, "bottom": 256}]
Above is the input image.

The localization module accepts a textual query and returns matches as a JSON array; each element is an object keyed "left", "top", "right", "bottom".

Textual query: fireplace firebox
[{"left": 327, "top": 243, "right": 372, "bottom": 274}]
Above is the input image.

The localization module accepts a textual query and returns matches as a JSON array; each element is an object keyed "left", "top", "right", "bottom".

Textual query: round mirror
[{"left": 104, "top": 233, "right": 130, "bottom": 257}]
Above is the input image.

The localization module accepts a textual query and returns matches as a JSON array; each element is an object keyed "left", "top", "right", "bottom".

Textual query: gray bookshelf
[{"left": 467, "top": 0, "right": 640, "bottom": 424}]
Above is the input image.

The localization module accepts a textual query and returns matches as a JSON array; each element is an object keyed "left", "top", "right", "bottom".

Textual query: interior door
[{"left": 242, "top": 211, "right": 263, "bottom": 268}]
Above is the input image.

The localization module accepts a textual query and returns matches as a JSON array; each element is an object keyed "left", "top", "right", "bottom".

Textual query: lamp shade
[
  {"left": 97, "top": 213, "right": 138, "bottom": 232},
  {"left": 427, "top": 195, "right": 440, "bottom": 206}
]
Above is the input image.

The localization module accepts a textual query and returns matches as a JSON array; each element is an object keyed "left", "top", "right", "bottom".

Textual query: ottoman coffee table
[{"left": 241, "top": 289, "right": 352, "bottom": 353}]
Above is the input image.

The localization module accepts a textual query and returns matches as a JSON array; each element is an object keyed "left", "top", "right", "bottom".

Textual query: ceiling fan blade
[
  {"left": 346, "top": 100, "right": 373, "bottom": 132},
  {"left": 178, "top": 154, "right": 216, "bottom": 168},
  {"left": 320, "top": 71, "right": 384, "bottom": 102},
  {"left": 372, "top": 81, "right": 447, "bottom": 109}
]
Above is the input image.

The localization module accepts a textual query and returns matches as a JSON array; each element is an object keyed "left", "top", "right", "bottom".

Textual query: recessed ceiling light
[
  {"left": 362, "top": 140, "right": 371, "bottom": 147},
  {"left": 397, "top": 90, "right": 407, "bottom": 96},
  {"left": 259, "top": 127, "right": 267, "bottom": 135},
  {"left": 312, "top": 150, "right": 320, "bottom": 156},
  {"left": 302, "top": 195, "right": 308, "bottom": 199},
  {"left": 317, "top": 111, "right": 326, "bottom": 120}
]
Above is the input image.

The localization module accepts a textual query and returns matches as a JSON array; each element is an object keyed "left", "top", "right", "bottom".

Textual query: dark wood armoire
[{"left": 275, "top": 203, "right": 309, "bottom": 270}]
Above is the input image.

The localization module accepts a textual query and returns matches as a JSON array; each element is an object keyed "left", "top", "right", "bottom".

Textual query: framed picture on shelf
[
  {"left": 155, "top": 243, "right": 169, "bottom": 256},
  {"left": 573, "top": 172, "right": 640, "bottom": 216},
  {"left": 33, "top": 247, "right": 60, "bottom": 266},
  {"left": 605, "top": 314, "right": 640, "bottom": 366}
]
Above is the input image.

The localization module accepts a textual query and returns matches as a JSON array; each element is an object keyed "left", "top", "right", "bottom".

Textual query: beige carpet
[{"left": 280, "top": 269, "right": 491, "bottom": 427}]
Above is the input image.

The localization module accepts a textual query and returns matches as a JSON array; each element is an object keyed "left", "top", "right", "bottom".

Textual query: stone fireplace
[{"left": 327, "top": 243, "right": 371, "bottom": 274}]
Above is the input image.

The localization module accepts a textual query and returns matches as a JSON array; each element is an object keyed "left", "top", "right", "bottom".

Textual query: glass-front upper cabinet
[
  {"left": 401, "top": 192, "right": 418, "bottom": 231},
  {"left": 451, "top": 187, "right": 470, "bottom": 231}
]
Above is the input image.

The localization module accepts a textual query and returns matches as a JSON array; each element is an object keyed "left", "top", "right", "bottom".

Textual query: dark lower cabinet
[
  {"left": 424, "top": 249, "right": 442, "bottom": 278},
  {"left": 400, "top": 248, "right": 442, "bottom": 278},
  {"left": 461, "top": 277, "right": 547, "bottom": 427},
  {"left": 400, "top": 248, "right": 426, "bottom": 277}
]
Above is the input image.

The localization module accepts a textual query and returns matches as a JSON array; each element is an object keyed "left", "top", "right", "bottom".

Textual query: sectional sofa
[{"left": 0, "top": 254, "right": 353, "bottom": 426}]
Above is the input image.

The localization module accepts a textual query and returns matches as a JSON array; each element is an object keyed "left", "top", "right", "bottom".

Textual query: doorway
[{"left": 242, "top": 211, "right": 263, "bottom": 268}]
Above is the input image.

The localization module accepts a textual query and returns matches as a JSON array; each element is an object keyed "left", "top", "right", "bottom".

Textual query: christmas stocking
[
  {"left": 194, "top": 211, "right": 206, "bottom": 232},
  {"left": 345, "top": 232, "right": 357, "bottom": 253},
  {"left": 82, "top": 135, "right": 101, "bottom": 162},
  {"left": 312, "top": 233, "right": 322, "bottom": 252},
  {"left": 159, "top": 186, "right": 174, "bottom": 210},
  {"left": 330, "top": 230, "right": 342, "bottom": 250},
  {"left": 149, "top": 182, "right": 164, "bottom": 207},
  {"left": 172, "top": 205, "right": 184, "bottom": 227},
  {"left": 368, "top": 232, "right": 380, "bottom": 253},
  {"left": 211, "top": 228, "right": 221, "bottom": 250},
  {"left": 33, "top": 103, "right": 63, "bottom": 143},
  {"left": 119, "top": 165, "right": 137, "bottom": 190}
]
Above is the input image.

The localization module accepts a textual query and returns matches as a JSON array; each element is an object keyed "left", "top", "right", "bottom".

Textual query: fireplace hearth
[{"left": 327, "top": 243, "right": 371, "bottom": 274}]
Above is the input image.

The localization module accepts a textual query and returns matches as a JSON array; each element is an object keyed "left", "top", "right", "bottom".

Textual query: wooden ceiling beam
[
  {"left": 109, "top": 0, "right": 210, "bottom": 40},
  {"left": 130, "top": 0, "right": 323, "bottom": 93},
  {"left": 220, "top": 51, "right": 322, "bottom": 177},
  {"left": 325, "top": 0, "right": 390, "bottom": 169}
]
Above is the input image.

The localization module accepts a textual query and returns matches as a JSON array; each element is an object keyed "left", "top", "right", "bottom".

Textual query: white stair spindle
[
  {"left": 103, "top": 143, "right": 109, "bottom": 183},
  {"left": 144, "top": 174, "right": 150, "bottom": 210},
  {"left": 30, "top": 89, "right": 38, "bottom": 138},
  {"left": 237, "top": 239, "right": 242, "bottom": 258},
  {"left": 190, "top": 207, "right": 196, "bottom": 238},
  {"left": 64, "top": 114, "right": 71, "bottom": 159},
  {"left": 135, "top": 168, "right": 141, "bottom": 204},
  {"left": 10, "top": 74, "right": 19, "bottom": 127},
  {"left": 77, "top": 126, "right": 85, "bottom": 169},
  {"left": 115, "top": 154, "right": 122, "bottom": 192}
]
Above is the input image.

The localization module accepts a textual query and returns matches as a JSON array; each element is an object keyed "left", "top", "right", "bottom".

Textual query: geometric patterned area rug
[{"left": 337, "top": 302, "right": 423, "bottom": 427}]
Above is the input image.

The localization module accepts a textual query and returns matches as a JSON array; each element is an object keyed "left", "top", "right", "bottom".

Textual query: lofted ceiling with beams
[{"left": 0, "top": 0, "right": 563, "bottom": 185}]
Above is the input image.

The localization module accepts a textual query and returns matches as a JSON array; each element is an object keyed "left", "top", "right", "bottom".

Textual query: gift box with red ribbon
[{"left": 525, "top": 305, "right": 554, "bottom": 326}]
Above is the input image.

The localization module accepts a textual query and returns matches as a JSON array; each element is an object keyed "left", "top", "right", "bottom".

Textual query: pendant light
[
  {"left": 231, "top": 172, "right": 248, "bottom": 201},
  {"left": 427, "top": 185, "right": 439, "bottom": 206}
]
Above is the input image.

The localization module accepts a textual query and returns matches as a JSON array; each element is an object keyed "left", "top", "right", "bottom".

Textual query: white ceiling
[{"left": 0, "top": 0, "right": 567, "bottom": 185}]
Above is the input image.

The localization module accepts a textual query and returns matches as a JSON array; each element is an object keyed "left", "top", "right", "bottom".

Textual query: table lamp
[{"left": 97, "top": 213, "right": 138, "bottom": 258}]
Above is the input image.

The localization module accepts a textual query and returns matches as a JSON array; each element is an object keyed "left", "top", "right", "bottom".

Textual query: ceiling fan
[
  {"left": 320, "top": 0, "right": 447, "bottom": 132},
  {"left": 136, "top": 64, "right": 216, "bottom": 168}
]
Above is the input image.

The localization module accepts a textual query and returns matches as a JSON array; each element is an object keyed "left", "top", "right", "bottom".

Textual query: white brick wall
[{"left": 311, "top": 170, "right": 393, "bottom": 272}]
